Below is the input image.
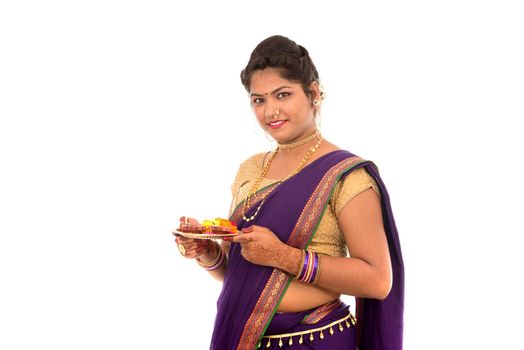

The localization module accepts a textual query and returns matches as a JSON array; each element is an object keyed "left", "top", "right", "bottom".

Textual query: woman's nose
[{"left": 264, "top": 104, "right": 279, "bottom": 119}]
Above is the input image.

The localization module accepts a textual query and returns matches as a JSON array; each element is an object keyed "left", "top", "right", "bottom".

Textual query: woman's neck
[
  {"left": 277, "top": 130, "right": 320, "bottom": 153},
  {"left": 264, "top": 139, "right": 338, "bottom": 180}
]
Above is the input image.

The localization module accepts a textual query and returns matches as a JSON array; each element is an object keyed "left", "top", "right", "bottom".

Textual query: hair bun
[
  {"left": 240, "top": 35, "right": 320, "bottom": 93},
  {"left": 298, "top": 45, "right": 309, "bottom": 58}
]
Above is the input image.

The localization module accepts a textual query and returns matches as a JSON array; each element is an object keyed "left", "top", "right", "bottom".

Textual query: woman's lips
[{"left": 267, "top": 120, "right": 287, "bottom": 129}]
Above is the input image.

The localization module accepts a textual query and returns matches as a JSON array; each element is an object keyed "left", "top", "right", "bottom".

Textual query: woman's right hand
[{"left": 174, "top": 216, "right": 214, "bottom": 260}]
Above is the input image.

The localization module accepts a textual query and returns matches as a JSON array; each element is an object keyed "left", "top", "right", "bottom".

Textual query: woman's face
[{"left": 249, "top": 68, "right": 318, "bottom": 144}]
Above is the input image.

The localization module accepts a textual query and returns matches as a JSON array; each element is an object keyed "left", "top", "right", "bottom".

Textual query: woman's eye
[
  {"left": 277, "top": 92, "right": 291, "bottom": 99},
  {"left": 252, "top": 97, "right": 264, "bottom": 104}
]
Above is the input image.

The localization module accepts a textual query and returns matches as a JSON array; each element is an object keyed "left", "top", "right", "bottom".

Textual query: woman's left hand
[{"left": 224, "top": 225, "right": 299, "bottom": 272}]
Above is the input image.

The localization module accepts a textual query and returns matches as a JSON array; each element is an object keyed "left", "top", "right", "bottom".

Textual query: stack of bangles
[
  {"left": 295, "top": 250, "right": 321, "bottom": 284},
  {"left": 196, "top": 242, "right": 226, "bottom": 271}
]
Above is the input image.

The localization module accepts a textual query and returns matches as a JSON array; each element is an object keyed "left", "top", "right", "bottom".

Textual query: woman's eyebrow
[{"left": 249, "top": 86, "right": 292, "bottom": 97}]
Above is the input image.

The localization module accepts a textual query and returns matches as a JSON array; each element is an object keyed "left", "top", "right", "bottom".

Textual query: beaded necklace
[{"left": 242, "top": 133, "right": 323, "bottom": 222}]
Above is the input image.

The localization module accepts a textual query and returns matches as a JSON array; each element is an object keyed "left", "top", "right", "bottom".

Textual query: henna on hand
[{"left": 230, "top": 226, "right": 302, "bottom": 274}]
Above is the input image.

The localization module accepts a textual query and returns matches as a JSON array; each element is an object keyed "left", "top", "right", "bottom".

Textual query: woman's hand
[
  {"left": 224, "top": 225, "right": 301, "bottom": 274},
  {"left": 175, "top": 236, "right": 213, "bottom": 259},
  {"left": 173, "top": 216, "right": 213, "bottom": 260}
]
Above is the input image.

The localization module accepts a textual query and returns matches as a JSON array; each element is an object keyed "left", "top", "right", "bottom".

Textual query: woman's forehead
[{"left": 249, "top": 69, "right": 299, "bottom": 94}]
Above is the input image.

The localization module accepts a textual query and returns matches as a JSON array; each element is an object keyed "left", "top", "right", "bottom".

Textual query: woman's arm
[{"left": 314, "top": 188, "right": 392, "bottom": 299}]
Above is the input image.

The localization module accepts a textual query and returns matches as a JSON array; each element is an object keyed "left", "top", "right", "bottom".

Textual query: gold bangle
[
  {"left": 196, "top": 241, "right": 221, "bottom": 268},
  {"left": 312, "top": 254, "right": 322, "bottom": 285},
  {"left": 295, "top": 249, "right": 306, "bottom": 279}
]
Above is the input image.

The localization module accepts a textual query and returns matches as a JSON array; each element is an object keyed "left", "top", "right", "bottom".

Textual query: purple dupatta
[{"left": 210, "top": 150, "right": 404, "bottom": 350}]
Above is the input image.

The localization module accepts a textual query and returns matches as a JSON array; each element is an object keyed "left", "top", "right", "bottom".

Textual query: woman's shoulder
[
  {"left": 331, "top": 167, "right": 381, "bottom": 216},
  {"left": 238, "top": 152, "right": 268, "bottom": 170},
  {"left": 231, "top": 152, "right": 268, "bottom": 186},
  {"left": 326, "top": 147, "right": 374, "bottom": 166},
  {"left": 233, "top": 152, "right": 269, "bottom": 177}
]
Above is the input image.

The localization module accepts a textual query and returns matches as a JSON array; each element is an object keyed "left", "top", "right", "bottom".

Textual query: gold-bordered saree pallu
[{"left": 209, "top": 150, "right": 404, "bottom": 350}]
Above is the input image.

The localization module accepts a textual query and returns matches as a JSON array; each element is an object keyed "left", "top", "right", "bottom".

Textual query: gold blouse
[{"left": 230, "top": 153, "right": 380, "bottom": 257}]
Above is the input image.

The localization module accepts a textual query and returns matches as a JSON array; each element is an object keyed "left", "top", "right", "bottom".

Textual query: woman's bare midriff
[{"left": 277, "top": 279, "right": 340, "bottom": 312}]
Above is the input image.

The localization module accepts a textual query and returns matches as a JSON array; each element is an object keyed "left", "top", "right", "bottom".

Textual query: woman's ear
[{"left": 309, "top": 81, "right": 321, "bottom": 103}]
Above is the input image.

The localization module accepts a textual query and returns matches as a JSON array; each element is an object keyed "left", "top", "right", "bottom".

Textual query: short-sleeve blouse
[{"left": 230, "top": 153, "right": 380, "bottom": 257}]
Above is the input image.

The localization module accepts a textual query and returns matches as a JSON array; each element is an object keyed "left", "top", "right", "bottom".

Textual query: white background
[{"left": 1, "top": 1, "right": 523, "bottom": 349}]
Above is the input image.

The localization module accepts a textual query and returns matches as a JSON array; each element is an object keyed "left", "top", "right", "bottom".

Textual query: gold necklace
[
  {"left": 242, "top": 133, "right": 323, "bottom": 222},
  {"left": 277, "top": 130, "right": 319, "bottom": 151}
]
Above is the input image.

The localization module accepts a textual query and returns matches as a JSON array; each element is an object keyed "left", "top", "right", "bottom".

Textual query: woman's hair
[{"left": 240, "top": 35, "right": 320, "bottom": 97}]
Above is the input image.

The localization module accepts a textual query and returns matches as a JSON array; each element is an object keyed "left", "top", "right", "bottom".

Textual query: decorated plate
[{"left": 173, "top": 229, "right": 240, "bottom": 240}]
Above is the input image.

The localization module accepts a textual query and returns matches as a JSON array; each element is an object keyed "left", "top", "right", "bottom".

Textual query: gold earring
[{"left": 313, "top": 100, "right": 321, "bottom": 117}]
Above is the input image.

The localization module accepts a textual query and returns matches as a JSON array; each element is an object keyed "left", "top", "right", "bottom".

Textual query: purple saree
[{"left": 210, "top": 150, "right": 404, "bottom": 350}]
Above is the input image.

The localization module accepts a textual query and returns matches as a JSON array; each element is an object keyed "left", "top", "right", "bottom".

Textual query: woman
[{"left": 175, "top": 35, "right": 404, "bottom": 350}]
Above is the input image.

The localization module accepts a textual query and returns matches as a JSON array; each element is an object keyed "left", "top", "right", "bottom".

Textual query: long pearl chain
[{"left": 242, "top": 133, "right": 323, "bottom": 222}]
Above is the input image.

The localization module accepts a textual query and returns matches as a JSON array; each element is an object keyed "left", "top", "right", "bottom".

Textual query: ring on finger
[{"left": 178, "top": 244, "right": 187, "bottom": 256}]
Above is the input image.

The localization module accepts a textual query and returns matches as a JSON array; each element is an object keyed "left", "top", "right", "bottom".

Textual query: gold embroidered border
[
  {"left": 237, "top": 270, "right": 290, "bottom": 349},
  {"left": 302, "top": 299, "right": 342, "bottom": 325},
  {"left": 288, "top": 156, "right": 364, "bottom": 247}
]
